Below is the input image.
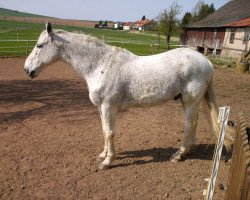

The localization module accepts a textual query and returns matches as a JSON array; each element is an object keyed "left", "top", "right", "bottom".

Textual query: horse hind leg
[{"left": 170, "top": 98, "right": 199, "bottom": 162}]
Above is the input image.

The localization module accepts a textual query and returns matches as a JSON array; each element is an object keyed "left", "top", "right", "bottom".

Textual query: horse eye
[{"left": 36, "top": 44, "right": 43, "bottom": 48}]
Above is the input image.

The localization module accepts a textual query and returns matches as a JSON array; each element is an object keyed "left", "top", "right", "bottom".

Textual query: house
[
  {"left": 123, "top": 22, "right": 133, "bottom": 31},
  {"left": 181, "top": 0, "right": 250, "bottom": 57},
  {"left": 222, "top": 17, "right": 250, "bottom": 58},
  {"left": 133, "top": 19, "right": 156, "bottom": 31},
  {"left": 113, "top": 21, "right": 124, "bottom": 30}
]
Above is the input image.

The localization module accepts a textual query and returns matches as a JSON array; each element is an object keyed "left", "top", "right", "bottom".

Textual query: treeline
[
  {"left": 95, "top": 20, "right": 108, "bottom": 28},
  {"left": 157, "top": 0, "right": 216, "bottom": 49},
  {"left": 181, "top": 1, "right": 215, "bottom": 28}
]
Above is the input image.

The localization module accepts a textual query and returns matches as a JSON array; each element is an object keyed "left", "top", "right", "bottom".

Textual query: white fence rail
[
  {"left": 0, "top": 38, "right": 185, "bottom": 56},
  {"left": 0, "top": 39, "right": 37, "bottom": 56}
]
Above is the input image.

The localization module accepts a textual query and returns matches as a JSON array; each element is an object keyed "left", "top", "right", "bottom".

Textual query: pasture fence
[
  {"left": 225, "top": 112, "right": 250, "bottom": 200},
  {"left": 0, "top": 39, "right": 36, "bottom": 56},
  {"left": 0, "top": 37, "right": 185, "bottom": 57}
]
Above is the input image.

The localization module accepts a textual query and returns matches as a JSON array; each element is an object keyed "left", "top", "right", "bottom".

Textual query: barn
[{"left": 181, "top": 0, "right": 250, "bottom": 58}]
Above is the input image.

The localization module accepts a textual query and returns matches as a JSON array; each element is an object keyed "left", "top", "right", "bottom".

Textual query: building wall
[
  {"left": 123, "top": 26, "right": 130, "bottom": 31},
  {"left": 222, "top": 27, "right": 250, "bottom": 58},
  {"left": 181, "top": 27, "right": 226, "bottom": 50},
  {"left": 180, "top": 28, "right": 205, "bottom": 47},
  {"left": 181, "top": 26, "right": 250, "bottom": 58},
  {"left": 113, "top": 23, "right": 118, "bottom": 29}
]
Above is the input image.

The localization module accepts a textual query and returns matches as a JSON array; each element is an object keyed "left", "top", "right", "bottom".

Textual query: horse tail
[{"left": 202, "top": 79, "right": 235, "bottom": 149}]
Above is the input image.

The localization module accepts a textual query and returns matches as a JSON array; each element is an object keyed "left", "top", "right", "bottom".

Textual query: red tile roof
[
  {"left": 224, "top": 17, "right": 250, "bottom": 27},
  {"left": 135, "top": 19, "right": 152, "bottom": 27},
  {"left": 123, "top": 22, "right": 133, "bottom": 26}
]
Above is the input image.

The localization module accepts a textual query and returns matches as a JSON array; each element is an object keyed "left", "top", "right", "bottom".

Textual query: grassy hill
[
  {"left": 0, "top": 8, "right": 178, "bottom": 56},
  {"left": 0, "top": 19, "right": 171, "bottom": 56},
  {"left": 0, "top": 7, "right": 112, "bottom": 28},
  {"left": 0, "top": 7, "right": 51, "bottom": 18}
]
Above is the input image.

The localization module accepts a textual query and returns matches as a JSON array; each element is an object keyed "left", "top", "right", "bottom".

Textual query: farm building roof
[
  {"left": 123, "top": 22, "right": 133, "bottom": 26},
  {"left": 224, "top": 17, "right": 250, "bottom": 27},
  {"left": 135, "top": 19, "right": 155, "bottom": 27},
  {"left": 187, "top": 0, "right": 250, "bottom": 28}
]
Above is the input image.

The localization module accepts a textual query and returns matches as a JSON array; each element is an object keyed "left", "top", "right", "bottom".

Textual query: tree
[
  {"left": 99, "top": 20, "right": 103, "bottom": 26},
  {"left": 142, "top": 15, "right": 146, "bottom": 20},
  {"left": 103, "top": 20, "right": 108, "bottom": 26},
  {"left": 157, "top": 1, "right": 181, "bottom": 49},
  {"left": 192, "top": 0, "right": 204, "bottom": 21},
  {"left": 192, "top": 1, "right": 215, "bottom": 22},
  {"left": 209, "top": 3, "right": 215, "bottom": 14},
  {"left": 181, "top": 12, "right": 193, "bottom": 28}
]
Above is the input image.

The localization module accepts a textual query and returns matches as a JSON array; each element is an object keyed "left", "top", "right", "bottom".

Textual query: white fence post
[
  {"left": 26, "top": 40, "right": 29, "bottom": 56},
  {"left": 204, "top": 106, "right": 230, "bottom": 200}
]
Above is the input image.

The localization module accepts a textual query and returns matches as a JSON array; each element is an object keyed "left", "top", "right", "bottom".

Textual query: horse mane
[
  {"left": 52, "top": 29, "right": 129, "bottom": 54},
  {"left": 53, "top": 29, "right": 106, "bottom": 48}
]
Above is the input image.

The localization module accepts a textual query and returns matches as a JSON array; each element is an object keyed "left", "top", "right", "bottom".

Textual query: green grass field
[
  {"left": 0, "top": 20, "right": 179, "bottom": 56},
  {"left": 0, "top": 7, "right": 50, "bottom": 18}
]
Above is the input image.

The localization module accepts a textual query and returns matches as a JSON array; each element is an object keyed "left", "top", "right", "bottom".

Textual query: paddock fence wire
[
  {"left": 0, "top": 39, "right": 36, "bottom": 56},
  {"left": 225, "top": 112, "right": 250, "bottom": 200},
  {"left": 0, "top": 37, "right": 186, "bottom": 57}
]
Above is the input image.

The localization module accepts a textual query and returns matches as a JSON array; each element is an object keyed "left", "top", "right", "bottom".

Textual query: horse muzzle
[{"left": 24, "top": 68, "right": 37, "bottom": 79}]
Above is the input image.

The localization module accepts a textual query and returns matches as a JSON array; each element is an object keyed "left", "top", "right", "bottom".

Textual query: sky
[{"left": 0, "top": 0, "right": 229, "bottom": 22}]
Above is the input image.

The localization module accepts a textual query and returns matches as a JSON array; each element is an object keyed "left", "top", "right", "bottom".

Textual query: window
[
  {"left": 243, "top": 31, "right": 249, "bottom": 44},
  {"left": 229, "top": 28, "right": 236, "bottom": 43}
]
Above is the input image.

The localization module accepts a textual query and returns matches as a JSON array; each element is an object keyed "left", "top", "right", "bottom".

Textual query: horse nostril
[
  {"left": 29, "top": 70, "right": 36, "bottom": 78},
  {"left": 24, "top": 68, "right": 29, "bottom": 74}
]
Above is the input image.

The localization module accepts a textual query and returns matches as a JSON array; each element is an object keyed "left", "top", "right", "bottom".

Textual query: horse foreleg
[
  {"left": 171, "top": 105, "right": 198, "bottom": 162},
  {"left": 96, "top": 108, "right": 108, "bottom": 162},
  {"left": 98, "top": 104, "right": 117, "bottom": 170},
  {"left": 96, "top": 135, "right": 108, "bottom": 162}
]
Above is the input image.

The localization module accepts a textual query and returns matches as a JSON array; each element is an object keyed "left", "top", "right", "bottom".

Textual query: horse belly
[
  {"left": 121, "top": 55, "right": 182, "bottom": 108},
  {"left": 136, "top": 93, "right": 169, "bottom": 107},
  {"left": 127, "top": 81, "right": 179, "bottom": 107}
]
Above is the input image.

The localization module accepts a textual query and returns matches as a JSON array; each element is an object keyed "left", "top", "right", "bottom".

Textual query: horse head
[{"left": 24, "top": 22, "right": 59, "bottom": 78}]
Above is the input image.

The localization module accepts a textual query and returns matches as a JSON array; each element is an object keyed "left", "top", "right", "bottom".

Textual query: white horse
[{"left": 24, "top": 23, "right": 234, "bottom": 169}]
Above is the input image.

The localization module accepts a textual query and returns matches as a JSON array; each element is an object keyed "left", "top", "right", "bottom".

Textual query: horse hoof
[
  {"left": 98, "top": 163, "right": 110, "bottom": 170},
  {"left": 170, "top": 156, "right": 181, "bottom": 163},
  {"left": 170, "top": 154, "right": 181, "bottom": 163}
]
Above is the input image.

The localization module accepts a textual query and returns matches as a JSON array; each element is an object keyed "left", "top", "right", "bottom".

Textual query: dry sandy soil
[{"left": 0, "top": 57, "right": 249, "bottom": 200}]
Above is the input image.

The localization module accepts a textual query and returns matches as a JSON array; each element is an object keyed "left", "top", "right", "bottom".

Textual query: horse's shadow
[
  {"left": 0, "top": 79, "right": 95, "bottom": 125},
  {"left": 112, "top": 144, "right": 231, "bottom": 168}
]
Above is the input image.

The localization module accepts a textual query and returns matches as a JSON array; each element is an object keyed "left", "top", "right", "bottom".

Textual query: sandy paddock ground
[{"left": 0, "top": 57, "right": 249, "bottom": 199}]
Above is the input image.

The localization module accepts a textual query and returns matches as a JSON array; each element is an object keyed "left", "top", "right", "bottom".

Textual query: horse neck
[
  {"left": 57, "top": 32, "right": 108, "bottom": 76},
  {"left": 57, "top": 32, "right": 136, "bottom": 78}
]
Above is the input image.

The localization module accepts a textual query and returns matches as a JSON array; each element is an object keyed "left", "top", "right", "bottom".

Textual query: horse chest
[{"left": 87, "top": 76, "right": 120, "bottom": 106}]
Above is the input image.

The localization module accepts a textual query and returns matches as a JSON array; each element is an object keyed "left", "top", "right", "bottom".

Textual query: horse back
[{"left": 119, "top": 48, "right": 213, "bottom": 107}]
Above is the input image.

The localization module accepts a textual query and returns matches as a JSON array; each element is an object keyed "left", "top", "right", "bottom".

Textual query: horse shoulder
[{"left": 87, "top": 67, "right": 123, "bottom": 106}]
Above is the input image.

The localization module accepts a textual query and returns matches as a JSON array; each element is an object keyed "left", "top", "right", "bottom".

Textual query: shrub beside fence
[{"left": 225, "top": 112, "right": 250, "bottom": 200}]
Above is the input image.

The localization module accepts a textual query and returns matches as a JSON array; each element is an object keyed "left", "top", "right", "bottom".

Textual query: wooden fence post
[{"left": 225, "top": 112, "right": 250, "bottom": 200}]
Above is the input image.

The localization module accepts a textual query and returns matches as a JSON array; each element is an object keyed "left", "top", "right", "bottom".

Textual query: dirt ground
[{"left": 0, "top": 57, "right": 249, "bottom": 200}]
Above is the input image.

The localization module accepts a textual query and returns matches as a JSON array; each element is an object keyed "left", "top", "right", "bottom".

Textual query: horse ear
[{"left": 45, "top": 22, "right": 53, "bottom": 35}]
